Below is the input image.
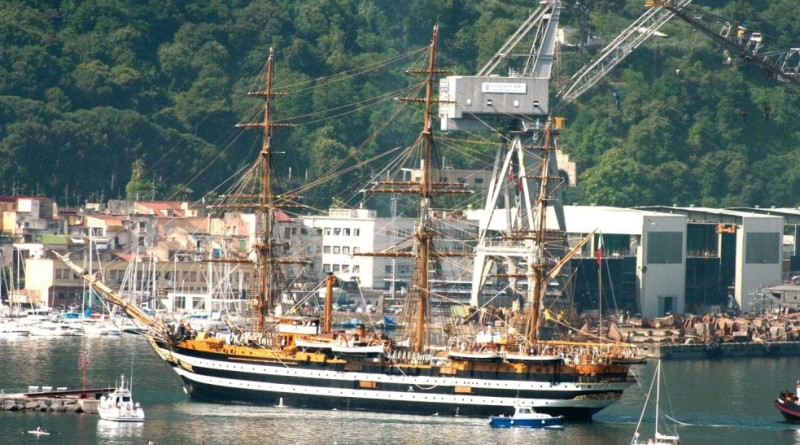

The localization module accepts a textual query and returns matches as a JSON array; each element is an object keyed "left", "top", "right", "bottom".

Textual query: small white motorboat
[
  {"left": 97, "top": 374, "right": 145, "bottom": 422},
  {"left": 489, "top": 405, "right": 565, "bottom": 428}
]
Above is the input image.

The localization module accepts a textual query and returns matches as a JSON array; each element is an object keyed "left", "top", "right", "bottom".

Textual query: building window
[
  {"left": 323, "top": 246, "right": 331, "bottom": 254},
  {"left": 333, "top": 264, "right": 340, "bottom": 272},
  {"left": 334, "top": 228, "right": 341, "bottom": 236},
  {"left": 323, "top": 264, "right": 331, "bottom": 272},
  {"left": 324, "top": 228, "right": 332, "bottom": 236},
  {"left": 353, "top": 247, "right": 360, "bottom": 254},
  {"left": 343, "top": 246, "right": 350, "bottom": 254},
  {"left": 353, "top": 265, "right": 360, "bottom": 273},
  {"left": 344, "top": 228, "right": 351, "bottom": 236},
  {"left": 385, "top": 265, "right": 392, "bottom": 274},
  {"left": 333, "top": 246, "right": 341, "bottom": 254},
  {"left": 354, "top": 229, "right": 360, "bottom": 236}
]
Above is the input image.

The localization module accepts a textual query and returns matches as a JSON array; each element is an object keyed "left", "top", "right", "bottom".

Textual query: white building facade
[{"left": 302, "top": 208, "right": 415, "bottom": 290}]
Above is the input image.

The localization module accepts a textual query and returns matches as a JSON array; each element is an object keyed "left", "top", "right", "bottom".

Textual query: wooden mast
[
  {"left": 258, "top": 49, "right": 275, "bottom": 332},
  {"left": 527, "top": 121, "right": 554, "bottom": 344},
  {"left": 412, "top": 25, "right": 438, "bottom": 353},
  {"left": 323, "top": 272, "right": 335, "bottom": 334},
  {"left": 234, "top": 48, "right": 287, "bottom": 332},
  {"left": 358, "top": 26, "right": 467, "bottom": 352}
]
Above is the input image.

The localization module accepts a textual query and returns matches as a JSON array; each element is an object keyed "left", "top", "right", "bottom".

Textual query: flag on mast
[{"left": 596, "top": 233, "right": 604, "bottom": 265}]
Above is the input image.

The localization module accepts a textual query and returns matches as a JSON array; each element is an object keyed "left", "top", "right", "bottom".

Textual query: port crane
[
  {"left": 644, "top": 0, "right": 800, "bottom": 92},
  {"left": 447, "top": 0, "right": 689, "bottom": 308},
  {"left": 446, "top": 0, "right": 686, "bottom": 308},
  {"left": 439, "top": 0, "right": 566, "bottom": 308},
  {"left": 554, "top": 0, "right": 694, "bottom": 111},
  {"left": 451, "top": 0, "right": 800, "bottom": 310}
]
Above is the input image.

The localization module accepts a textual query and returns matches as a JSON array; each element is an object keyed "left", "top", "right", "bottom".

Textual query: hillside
[{"left": 1, "top": 0, "right": 799, "bottom": 212}]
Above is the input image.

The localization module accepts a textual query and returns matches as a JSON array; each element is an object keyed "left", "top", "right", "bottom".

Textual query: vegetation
[{"left": 1, "top": 0, "right": 799, "bottom": 212}]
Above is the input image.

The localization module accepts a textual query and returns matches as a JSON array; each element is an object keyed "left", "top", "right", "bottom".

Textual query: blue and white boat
[{"left": 489, "top": 405, "right": 565, "bottom": 428}]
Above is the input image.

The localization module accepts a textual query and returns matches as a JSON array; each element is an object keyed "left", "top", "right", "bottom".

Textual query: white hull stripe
[
  {"left": 172, "top": 366, "right": 615, "bottom": 410},
  {"left": 160, "top": 346, "right": 625, "bottom": 408}
]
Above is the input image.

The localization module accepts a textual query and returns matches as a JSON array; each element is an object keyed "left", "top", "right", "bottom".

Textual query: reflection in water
[
  {"left": 96, "top": 419, "right": 145, "bottom": 442},
  {"left": 1, "top": 336, "right": 799, "bottom": 445}
]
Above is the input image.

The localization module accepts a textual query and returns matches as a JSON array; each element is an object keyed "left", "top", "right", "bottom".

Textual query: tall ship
[{"left": 57, "top": 25, "right": 638, "bottom": 421}]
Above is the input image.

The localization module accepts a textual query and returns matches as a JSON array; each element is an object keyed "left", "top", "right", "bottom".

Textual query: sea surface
[{"left": 1, "top": 334, "right": 800, "bottom": 445}]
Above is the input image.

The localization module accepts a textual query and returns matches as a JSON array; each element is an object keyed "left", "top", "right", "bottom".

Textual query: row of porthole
[
  {"left": 215, "top": 379, "right": 506, "bottom": 405},
  {"left": 193, "top": 373, "right": 569, "bottom": 408},
  {"left": 201, "top": 374, "right": 571, "bottom": 407},
  {"left": 188, "top": 358, "right": 581, "bottom": 395},
  {"left": 205, "top": 362, "right": 559, "bottom": 391}
]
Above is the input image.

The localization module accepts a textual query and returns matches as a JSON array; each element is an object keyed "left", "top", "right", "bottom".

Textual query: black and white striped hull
[{"left": 154, "top": 343, "right": 631, "bottom": 420}]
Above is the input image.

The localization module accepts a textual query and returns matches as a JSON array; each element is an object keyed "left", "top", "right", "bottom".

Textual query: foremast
[{"left": 212, "top": 48, "right": 297, "bottom": 332}]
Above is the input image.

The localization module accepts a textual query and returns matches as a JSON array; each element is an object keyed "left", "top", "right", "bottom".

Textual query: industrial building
[{"left": 568, "top": 206, "right": 786, "bottom": 319}]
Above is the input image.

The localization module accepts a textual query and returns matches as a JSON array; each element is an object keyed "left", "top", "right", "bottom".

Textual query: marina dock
[
  {"left": 638, "top": 340, "right": 800, "bottom": 360},
  {"left": 0, "top": 386, "right": 114, "bottom": 414}
]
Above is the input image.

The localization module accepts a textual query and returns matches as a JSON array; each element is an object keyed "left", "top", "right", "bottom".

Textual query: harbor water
[{"left": 1, "top": 334, "right": 800, "bottom": 445}]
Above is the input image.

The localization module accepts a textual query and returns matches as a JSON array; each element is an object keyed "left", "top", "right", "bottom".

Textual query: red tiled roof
[
  {"left": 136, "top": 201, "right": 187, "bottom": 217},
  {"left": 86, "top": 214, "right": 125, "bottom": 226},
  {"left": 275, "top": 210, "right": 293, "bottom": 222}
]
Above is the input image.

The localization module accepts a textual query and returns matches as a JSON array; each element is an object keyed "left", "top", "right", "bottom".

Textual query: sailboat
[
  {"left": 55, "top": 27, "right": 638, "bottom": 421},
  {"left": 631, "top": 360, "right": 680, "bottom": 445}
]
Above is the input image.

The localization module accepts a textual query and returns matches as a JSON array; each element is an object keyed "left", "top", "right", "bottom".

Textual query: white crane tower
[{"left": 439, "top": 1, "right": 567, "bottom": 308}]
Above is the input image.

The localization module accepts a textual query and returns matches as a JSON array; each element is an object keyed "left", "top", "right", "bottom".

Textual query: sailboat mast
[
  {"left": 526, "top": 122, "right": 553, "bottom": 343},
  {"left": 413, "top": 25, "right": 438, "bottom": 353},
  {"left": 655, "top": 360, "right": 661, "bottom": 439},
  {"left": 234, "top": 48, "right": 281, "bottom": 332},
  {"left": 598, "top": 237, "right": 603, "bottom": 335},
  {"left": 259, "top": 50, "right": 275, "bottom": 331},
  {"left": 358, "top": 25, "right": 466, "bottom": 352}
]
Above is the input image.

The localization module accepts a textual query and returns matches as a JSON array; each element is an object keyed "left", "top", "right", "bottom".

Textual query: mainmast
[
  {"left": 413, "top": 26, "right": 437, "bottom": 353},
  {"left": 360, "top": 26, "right": 470, "bottom": 353}
]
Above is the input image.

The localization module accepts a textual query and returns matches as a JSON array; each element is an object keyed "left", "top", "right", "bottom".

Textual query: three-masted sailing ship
[{"left": 57, "top": 27, "right": 637, "bottom": 421}]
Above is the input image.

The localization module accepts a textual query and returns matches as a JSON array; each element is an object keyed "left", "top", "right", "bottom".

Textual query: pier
[
  {"left": 0, "top": 386, "right": 114, "bottom": 414},
  {"left": 637, "top": 340, "right": 800, "bottom": 360}
]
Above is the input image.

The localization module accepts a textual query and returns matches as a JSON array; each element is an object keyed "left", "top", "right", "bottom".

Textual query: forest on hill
[{"left": 1, "top": 0, "right": 799, "bottom": 214}]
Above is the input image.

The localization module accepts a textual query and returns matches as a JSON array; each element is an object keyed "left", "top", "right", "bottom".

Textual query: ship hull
[
  {"left": 151, "top": 338, "right": 632, "bottom": 421},
  {"left": 775, "top": 396, "right": 800, "bottom": 422}
]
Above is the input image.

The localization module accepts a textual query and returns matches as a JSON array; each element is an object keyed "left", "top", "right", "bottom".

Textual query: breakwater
[
  {"left": 0, "top": 386, "right": 113, "bottom": 414},
  {"left": 637, "top": 339, "right": 800, "bottom": 359},
  {"left": 0, "top": 394, "right": 97, "bottom": 413}
]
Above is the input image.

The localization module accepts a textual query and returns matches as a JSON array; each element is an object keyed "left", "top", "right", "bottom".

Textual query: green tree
[{"left": 125, "top": 158, "right": 154, "bottom": 200}]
